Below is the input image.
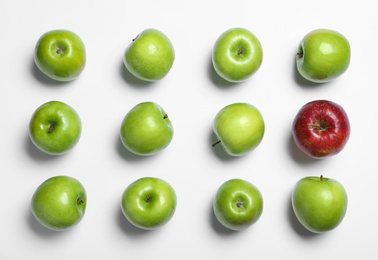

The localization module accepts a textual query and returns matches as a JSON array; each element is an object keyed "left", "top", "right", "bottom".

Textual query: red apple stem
[{"left": 212, "top": 140, "right": 221, "bottom": 147}]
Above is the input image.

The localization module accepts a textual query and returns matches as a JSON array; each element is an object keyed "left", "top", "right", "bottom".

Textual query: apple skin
[
  {"left": 213, "top": 103, "right": 265, "bottom": 156},
  {"left": 31, "top": 176, "right": 87, "bottom": 231},
  {"left": 292, "top": 100, "right": 350, "bottom": 159},
  {"left": 292, "top": 176, "right": 347, "bottom": 233},
  {"left": 34, "top": 29, "right": 86, "bottom": 82},
  {"left": 124, "top": 28, "right": 175, "bottom": 81},
  {"left": 213, "top": 179, "right": 263, "bottom": 231},
  {"left": 296, "top": 29, "right": 351, "bottom": 83},
  {"left": 120, "top": 102, "right": 173, "bottom": 156},
  {"left": 29, "top": 101, "right": 82, "bottom": 155},
  {"left": 121, "top": 177, "right": 177, "bottom": 230},
  {"left": 212, "top": 28, "right": 263, "bottom": 83}
]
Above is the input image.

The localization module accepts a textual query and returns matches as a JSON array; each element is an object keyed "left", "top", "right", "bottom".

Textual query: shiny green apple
[
  {"left": 296, "top": 29, "right": 351, "bottom": 83},
  {"left": 120, "top": 102, "right": 173, "bottom": 156},
  {"left": 34, "top": 29, "right": 86, "bottom": 82},
  {"left": 29, "top": 101, "right": 82, "bottom": 155},
  {"left": 124, "top": 28, "right": 175, "bottom": 81},
  {"left": 213, "top": 179, "right": 263, "bottom": 231},
  {"left": 212, "top": 28, "right": 263, "bottom": 82},
  {"left": 292, "top": 175, "right": 348, "bottom": 233},
  {"left": 121, "top": 177, "right": 177, "bottom": 230},
  {"left": 213, "top": 103, "right": 264, "bottom": 156},
  {"left": 31, "top": 176, "right": 87, "bottom": 231}
]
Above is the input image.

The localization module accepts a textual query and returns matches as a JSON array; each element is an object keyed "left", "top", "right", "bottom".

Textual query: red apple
[{"left": 292, "top": 100, "right": 350, "bottom": 159}]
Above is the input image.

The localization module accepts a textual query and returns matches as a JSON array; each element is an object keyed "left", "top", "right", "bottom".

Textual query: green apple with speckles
[
  {"left": 121, "top": 177, "right": 177, "bottom": 230},
  {"left": 213, "top": 103, "right": 264, "bottom": 156},
  {"left": 31, "top": 176, "right": 87, "bottom": 231},
  {"left": 213, "top": 179, "right": 263, "bottom": 231},
  {"left": 124, "top": 28, "right": 175, "bottom": 81},
  {"left": 29, "top": 101, "right": 81, "bottom": 155},
  {"left": 120, "top": 102, "right": 173, "bottom": 156},
  {"left": 292, "top": 175, "right": 348, "bottom": 233},
  {"left": 212, "top": 28, "right": 263, "bottom": 83},
  {"left": 34, "top": 29, "right": 86, "bottom": 82},
  {"left": 296, "top": 29, "right": 351, "bottom": 83}
]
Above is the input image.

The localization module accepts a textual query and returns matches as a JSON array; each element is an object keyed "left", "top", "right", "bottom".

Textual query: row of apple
[
  {"left": 34, "top": 27, "right": 350, "bottom": 84},
  {"left": 31, "top": 174, "right": 347, "bottom": 233}
]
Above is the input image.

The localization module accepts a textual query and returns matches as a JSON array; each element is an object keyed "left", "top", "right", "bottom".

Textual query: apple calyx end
[
  {"left": 212, "top": 140, "right": 221, "bottom": 147},
  {"left": 77, "top": 199, "right": 84, "bottom": 205},
  {"left": 237, "top": 50, "right": 244, "bottom": 55},
  {"left": 146, "top": 195, "right": 151, "bottom": 203},
  {"left": 236, "top": 201, "right": 243, "bottom": 208},
  {"left": 48, "top": 124, "right": 55, "bottom": 133}
]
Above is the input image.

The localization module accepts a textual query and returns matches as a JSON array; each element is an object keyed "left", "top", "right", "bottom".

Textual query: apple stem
[
  {"left": 163, "top": 114, "right": 168, "bottom": 119},
  {"left": 236, "top": 201, "right": 243, "bottom": 208},
  {"left": 77, "top": 199, "right": 84, "bottom": 204},
  {"left": 237, "top": 50, "right": 244, "bottom": 55},
  {"left": 297, "top": 52, "right": 303, "bottom": 55},
  {"left": 146, "top": 195, "right": 151, "bottom": 203},
  {"left": 48, "top": 124, "right": 54, "bottom": 132},
  {"left": 212, "top": 140, "right": 221, "bottom": 147},
  {"left": 320, "top": 175, "right": 323, "bottom": 181}
]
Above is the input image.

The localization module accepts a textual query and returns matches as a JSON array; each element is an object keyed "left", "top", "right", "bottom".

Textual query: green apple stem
[
  {"left": 212, "top": 140, "right": 221, "bottom": 147},
  {"left": 320, "top": 175, "right": 323, "bottom": 181}
]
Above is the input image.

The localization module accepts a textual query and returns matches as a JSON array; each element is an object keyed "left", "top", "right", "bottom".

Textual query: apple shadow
[
  {"left": 27, "top": 210, "right": 63, "bottom": 238},
  {"left": 292, "top": 55, "right": 326, "bottom": 88},
  {"left": 119, "top": 60, "right": 154, "bottom": 88},
  {"left": 286, "top": 192, "right": 320, "bottom": 239},
  {"left": 207, "top": 55, "right": 237, "bottom": 88},
  {"left": 287, "top": 132, "right": 319, "bottom": 165},
  {"left": 116, "top": 206, "right": 151, "bottom": 236},
  {"left": 115, "top": 132, "right": 154, "bottom": 162},
  {"left": 30, "top": 58, "right": 71, "bottom": 87},
  {"left": 208, "top": 198, "right": 239, "bottom": 236},
  {"left": 209, "top": 129, "right": 246, "bottom": 162},
  {"left": 24, "top": 133, "right": 62, "bottom": 162}
]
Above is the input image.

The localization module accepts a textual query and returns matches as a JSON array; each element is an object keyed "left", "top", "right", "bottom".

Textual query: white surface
[{"left": 0, "top": 0, "right": 377, "bottom": 259}]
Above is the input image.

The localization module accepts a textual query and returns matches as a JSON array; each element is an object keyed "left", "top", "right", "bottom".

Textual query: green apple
[
  {"left": 296, "top": 29, "right": 351, "bottom": 83},
  {"left": 120, "top": 102, "right": 173, "bottom": 156},
  {"left": 213, "top": 179, "right": 263, "bottom": 231},
  {"left": 31, "top": 176, "right": 87, "bottom": 231},
  {"left": 121, "top": 177, "right": 177, "bottom": 230},
  {"left": 212, "top": 28, "right": 263, "bottom": 83},
  {"left": 213, "top": 103, "right": 264, "bottom": 156},
  {"left": 124, "top": 28, "right": 175, "bottom": 81},
  {"left": 292, "top": 175, "right": 348, "bottom": 233},
  {"left": 34, "top": 29, "right": 86, "bottom": 82},
  {"left": 29, "top": 101, "right": 82, "bottom": 155}
]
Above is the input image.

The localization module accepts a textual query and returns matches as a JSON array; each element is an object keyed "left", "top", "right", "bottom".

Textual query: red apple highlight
[{"left": 292, "top": 100, "right": 350, "bottom": 159}]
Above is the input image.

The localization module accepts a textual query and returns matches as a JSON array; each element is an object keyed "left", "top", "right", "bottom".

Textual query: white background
[{"left": 0, "top": 0, "right": 377, "bottom": 259}]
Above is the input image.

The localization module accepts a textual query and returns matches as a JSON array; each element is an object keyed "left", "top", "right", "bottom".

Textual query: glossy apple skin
[
  {"left": 292, "top": 176, "right": 347, "bottom": 233},
  {"left": 124, "top": 28, "right": 175, "bottom": 81},
  {"left": 213, "top": 179, "right": 263, "bottom": 231},
  {"left": 120, "top": 102, "right": 173, "bottom": 156},
  {"left": 296, "top": 29, "right": 351, "bottom": 83},
  {"left": 292, "top": 100, "right": 350, "bottom": 159},
  {"left": 31, "top": 176, "right": 87, "bottom": 231},
  {"left": 213, "top": 103, "right": 264, "bottom": 156},
  {"left": 121, "top": 177, "right": 177, "bottom": 230},
  {"left": 34, "top": 29, "right": 86, "bottom": 82},
  {"left": 212, "top": 28, "right": 263, "bottom": 82},
  {"left": 29, "top": 101, "right": 82, "bottom": 155}
]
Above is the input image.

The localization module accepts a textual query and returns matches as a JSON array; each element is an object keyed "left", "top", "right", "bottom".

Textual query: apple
[
  {"left": 34, "top": 29, "right": 86, "bottom": 82},
  {"left": 29, "top": 101, "right": 82, "bottom": 155},
  {"left": 292, "top": 100, "right": 350, "bottom": 159},
  {"left": 121, "top": 177, "right": 177, "bottom": 230},
  {"left": 213, "top": 103, "right": 264, "bottom": 156},
  {"left": 31, "top": 175, "right": 87, "bottom": 231},
  {"left": 292, "top": 175, "right": 348, "bottom": 233},
  {"left": 212, "top": 27, "right": 263, "bottom": 83},
  {"left": 296, "top": 29, "right": 351, "bottom": 83},
  {"left": 120, "top": 102, "right": 173, "bottom": 156},
  {"left": 123, "top": 28, "right": 175, "bottom": 81},
  {"left": 213, "top": 179, "right": 263, "bottom": 231}
]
